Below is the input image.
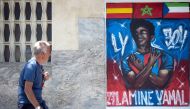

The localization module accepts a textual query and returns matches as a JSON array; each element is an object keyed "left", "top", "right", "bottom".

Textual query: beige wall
[
  {"left": 52, "top": 0, "right": 190, "bottom": 50},
  {"left": 53, "top": 0, "right": 105, "bottom": 50},
  {"left": 106, "top": 0, "right": 190, "bottom": 2}
]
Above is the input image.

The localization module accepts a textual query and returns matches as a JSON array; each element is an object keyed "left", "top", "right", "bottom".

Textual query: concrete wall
[
  {"left": 50, "top": 0, "right": 106, "bottom": 108},
  {"left": 49, "top": 18, "right": 105, "bottom": 109},
  {"left": 0, "top": 0, "right": 105, "bottom": 109},
  {"left": 53, "top": 0, "right": 104, "bottom": 50},
  {"left": 0, "top": 17, "right": 105, "bottom": 109},
  {"left": 0, "top": 63, "right": 52, "bottom": 109},
  {"left": 0, "top": 0, "right": 189, "bottom": 109}
]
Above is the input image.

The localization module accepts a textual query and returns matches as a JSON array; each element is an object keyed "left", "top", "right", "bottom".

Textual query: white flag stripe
[{"left": 169, "top": 7, "right": 189, "bottom": 13}]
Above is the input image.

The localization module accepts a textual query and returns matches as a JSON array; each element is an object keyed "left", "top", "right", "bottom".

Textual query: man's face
[
  {"left": 42, "top": 47, "right": 51, "bottom": 63},
  {"left": 134, "top": 27, "right": 151, "bottom": 47}
]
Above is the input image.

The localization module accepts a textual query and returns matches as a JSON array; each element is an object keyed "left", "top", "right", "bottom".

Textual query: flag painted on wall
[
  {"left": 106, "top": 2, "right": 190, "bottom": 107},
  {"left": 133, "top": 3, "right": 163, "bottom": 18},
  {"left": 163, "top": 3, "right": 190, "bottom": 18},
  {"left": 106, "top": 3, "right": 133, "bottom": 18}
]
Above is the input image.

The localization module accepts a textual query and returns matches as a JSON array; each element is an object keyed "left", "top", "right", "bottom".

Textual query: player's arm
[
  {"left": 148, "top": 69, "right": 172, "bottom": 88},
  {"left": 126, "top": 52, "right": 160, "bottom": 88},
  {"left": 126, "top": 61, "right": 154, "bottom": 88},
  {"left": 24, "top": 81, "right": 42, "bottom": 109},
  {"left": 149, "top": 51, "right": 174, "bottom": 88},
  {"left": 132, "top": 62, "right": 153, "bottom": 88}
]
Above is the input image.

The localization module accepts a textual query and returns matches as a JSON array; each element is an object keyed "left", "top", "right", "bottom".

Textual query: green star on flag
[{"left": 141, "top": 5, "right": 152, "bottom": 16}]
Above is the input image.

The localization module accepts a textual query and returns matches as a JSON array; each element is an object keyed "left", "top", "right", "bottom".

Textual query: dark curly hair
[{"left": 130, "top": 19, "right": 155, "bottom": 38}]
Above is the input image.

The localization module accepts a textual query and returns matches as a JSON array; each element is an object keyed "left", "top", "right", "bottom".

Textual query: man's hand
[
  {"left": 35, "top": 106, "right": 43, "bottom": 109},
  {"left": 43, "top": 72, "right": 49, "bottom": 81}
]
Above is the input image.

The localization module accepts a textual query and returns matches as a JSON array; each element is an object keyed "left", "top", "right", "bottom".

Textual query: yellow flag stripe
[{"left": 107, "top": 8, "right": 133, "bottom": 14}]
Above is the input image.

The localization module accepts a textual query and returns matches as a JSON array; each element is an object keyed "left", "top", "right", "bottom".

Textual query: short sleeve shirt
[{"left": 18, "top": 58, "right": 43, "bottom": 104}]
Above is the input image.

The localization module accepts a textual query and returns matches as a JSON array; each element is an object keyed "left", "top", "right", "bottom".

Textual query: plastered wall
[
  {"left": 0, "top": 0, "right": 189, "bottom": 109},
  {"left": 52, "top": 0, "right": 104, "bottom": 50}
]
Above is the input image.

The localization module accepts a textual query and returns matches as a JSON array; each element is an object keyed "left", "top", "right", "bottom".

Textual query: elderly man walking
[{"left": 18, "top": 41, "right": 51, "bottom": 109}]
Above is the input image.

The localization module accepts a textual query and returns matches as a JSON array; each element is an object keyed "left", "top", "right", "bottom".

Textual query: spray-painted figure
[{"left": 122, "top": 19, "right": 174, "bottom": 89}]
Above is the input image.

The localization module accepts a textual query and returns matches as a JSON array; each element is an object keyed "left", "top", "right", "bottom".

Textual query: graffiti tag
[
  {"left": 111, "top": 32, "right": 128, "bottom": 56},
  {"left": 163, "top": 25, "right": 188, "bottom": 50}
]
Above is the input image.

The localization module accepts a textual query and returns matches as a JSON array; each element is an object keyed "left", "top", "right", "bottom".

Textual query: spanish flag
[
  {"left": 163, "top": 3, "right": 190, "bottom": 18},
  {"left": 106, "top": 3, "right": 133, "bottom": 19}
]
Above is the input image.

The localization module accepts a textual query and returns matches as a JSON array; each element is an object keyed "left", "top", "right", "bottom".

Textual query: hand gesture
[
  {"left": 128, "top": 54, "right": 144, "bottom": 71},
  {"left": 148, "top": 48, "right": 161, "bottom": 66}
]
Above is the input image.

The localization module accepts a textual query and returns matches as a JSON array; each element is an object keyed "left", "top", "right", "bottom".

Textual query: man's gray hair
[{"left": 33, "top": 41, "right": 50, "bottom": 56}]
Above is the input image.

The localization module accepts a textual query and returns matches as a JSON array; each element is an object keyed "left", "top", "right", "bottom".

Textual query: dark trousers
[{"left": 18, "top": 101, "right": 48, "bottom": 109}]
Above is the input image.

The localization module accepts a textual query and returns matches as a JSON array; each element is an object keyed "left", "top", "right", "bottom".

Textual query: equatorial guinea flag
[
  {"left": 106, "top": 3, "right": 133, "bottom": 19},
  {"left": 163, "top": 3, "right": 190, "bottom": 18},
  {"left": 133, "top": 3, "right": 162, "bottom": 18}
]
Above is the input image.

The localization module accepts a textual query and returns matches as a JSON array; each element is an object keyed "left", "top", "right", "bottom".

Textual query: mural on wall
[{"left": 106, "top": 2, "right": 190, "bottom": 106}]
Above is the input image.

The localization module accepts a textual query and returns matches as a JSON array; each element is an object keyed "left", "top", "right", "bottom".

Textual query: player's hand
[
  {"left": 148, "top": 49, "right": 161, "bottom": 66},
  {"left": 43, "top": 71, "right": 49, "bottom": 81},
  {"left": 128, "top": 54, "right": 144, "bottom": 71}
]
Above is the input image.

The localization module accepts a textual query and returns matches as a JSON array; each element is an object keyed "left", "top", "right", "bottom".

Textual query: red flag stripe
[
  {"left": 106, "top": 13, "right": 132, "bottom": 19},
  {"left": 164, "top": 13, "right": 190, "bottom": 18},
  {"left": 107, "top": 3, "right": 132, "bottom": 8}
]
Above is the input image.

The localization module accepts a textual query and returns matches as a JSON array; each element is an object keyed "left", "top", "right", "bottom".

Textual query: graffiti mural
[{"left": 106, "top": 2, "right": 190, "bottom": 106}]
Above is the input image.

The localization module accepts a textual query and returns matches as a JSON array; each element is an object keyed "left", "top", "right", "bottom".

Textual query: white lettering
[
  {"left": 163, "top": 25, "right": 188, "bottom": 50},
  {"left": 122, "top": 91, "right": 129, "bottom": 105},
  {"left": 111, "top": 33, "right": 121, "bottom": 53},
  {"left": 111, "top": 32, "right": 129, "bottom": 56},
  {"left": 148, "top": 91, "right": 154, "bottom": 105},
  {"left": 156, "top": 90, "right": 163, "bottom": 105}
]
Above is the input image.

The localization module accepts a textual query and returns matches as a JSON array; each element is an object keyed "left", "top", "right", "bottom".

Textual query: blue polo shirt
[{"left": 18, "top": 58, "right": 43, "bottom": 104}]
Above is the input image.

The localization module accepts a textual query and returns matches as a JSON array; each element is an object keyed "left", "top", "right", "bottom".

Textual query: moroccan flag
[
  {"left": 163, "top": 3, "right": 190, "bottom": 18},
  {"left": 106, "top": 3, "right": 133, "bottom": 19},
  {"left": 133, "top": 3, "right": 162, "bottom": 18}
]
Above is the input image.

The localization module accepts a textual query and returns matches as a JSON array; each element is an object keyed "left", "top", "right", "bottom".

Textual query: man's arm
[
  {"left": 148, "top": 69, "right": 172, "bottom": 88},
  {"left": 130, "top": 62, "right": 153, "bottom": 88},
  {"left": 126, "top": 52, "right": 160, "bottom": 88},
  {"left": 24, "top": 81, "right": 42, "bottom": 109},
  {"left": 125, "top": 62, "right": 153, "bottom": 88}
]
